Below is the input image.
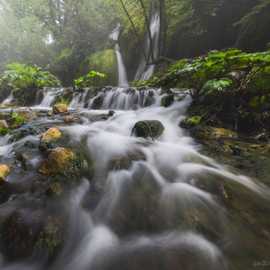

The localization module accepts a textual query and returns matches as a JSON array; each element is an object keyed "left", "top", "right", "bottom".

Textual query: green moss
[
  {"left": 10, "top": 112, "right": 26, "bottom": 128},
  {"left": 181, "top": 115, "right": 202, "bottom": 129},
  {"left": 0, "top": 127, "right": 9, "bottom": 136}
]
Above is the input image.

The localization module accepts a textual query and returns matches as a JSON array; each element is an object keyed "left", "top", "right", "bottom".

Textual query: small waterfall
[
  {"left": 38, "top": 88, "right": 63, "bottom": 107},
  {"left": 135, "top": 1, "right": 161, "bottom": 80},
  {"left": 1, "top": 93, "right": 14, "bottom": 105},
  {"left": 110, "top": 24, "right": 129, "bottom": 87},
  {"left": 88, "top": 87, "right": 161, "bottom": 110}
]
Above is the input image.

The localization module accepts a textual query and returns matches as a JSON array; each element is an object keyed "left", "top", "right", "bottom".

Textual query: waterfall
[
  {"left": 38, "top": 88, "right": 64, "bottom": 107},
  {"left": 110, "top": 24, "right": 129, "bottom": 87},
  {"left": 1, "top": 93, "right": 14, "bottom": 105},
  {"left": 135, "top": 1, "right": 161, "bottom": 80}
]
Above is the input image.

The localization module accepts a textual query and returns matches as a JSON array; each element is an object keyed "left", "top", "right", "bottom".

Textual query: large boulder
[
  {"left": 39, "top": 147, "right": 76, "bottom": 176},
  {"left": 132, "top": 120, "right": 165, "bottom": 139}
]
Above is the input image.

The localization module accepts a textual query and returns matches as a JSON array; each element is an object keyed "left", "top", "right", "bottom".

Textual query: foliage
[
  {"left": 0, "top": 63, "right": 60, "bottom": 91},
  {"left": 74, "top": 70, "right": 107, "bottom": 88},
  {"left": 201, "top": 78, "right": 234, "bottom": 95},
  {"left": 0, "top": 127, "right": 9, "bottom": 136},
  {"left": 145, "top": 49, "right": 270, "bottom": 92},
  {"left": 10, "top": 112, "right": 26, "bottom": 128}
]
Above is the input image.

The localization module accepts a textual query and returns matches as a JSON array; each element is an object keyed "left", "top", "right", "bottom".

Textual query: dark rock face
[{"left": 132, "top": 120, "right": 165, "bottom": 139}]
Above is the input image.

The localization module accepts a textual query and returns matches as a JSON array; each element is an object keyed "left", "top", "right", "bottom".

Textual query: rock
[
  {"left": 91, "top": 94, "right": 104, "bottom": 109},
  {"left": 41, "top": 128, "right": 62, "bottom": 143},
  {"left": 53, "top": 103, "right": 68, "bottom": 114},
  {"left": 132, "top": 120, "right": 165, "bottom": 139},
  {"left": 255, "top": 132, "right": 269, "bottom": 142},
  {"left": 190, "top": 126, "right": 238, "bottom": 141},
  {"left": 9, "top": 124, "right": 40, "bottom": 142},
  {"left": 0, "top": 164, "right": 10, "bottom": 180},
  {"left": 39, "top": 147, "right": 76, "bottom": 176},
  {"left": 108, "top": 150, "right": 146, "bottom": 171},
  {"left": 161, "top": 94, "right": 174, "bottom": 107},
  {"left": 0, "top": 120, "right": 8, "bottom": 129},
  {"left": 63, "top": 115, "right": 77, "bottom": 124},
  {"left": 0, "top": 207, "right": 64, "bottom": 260},
  {"left": 180, "top": 116, "right": 202, "bottom": 129}
]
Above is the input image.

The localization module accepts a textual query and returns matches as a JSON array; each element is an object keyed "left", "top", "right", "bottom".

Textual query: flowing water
[
  {"left": 0, "top": 87, "right": 270, "bottom": 270},
  {"left": 110, "top": 24, "right": 129, "bottom": 87},
  {"left": 135, "top": 1, "right": 161, "bottom": 80}
]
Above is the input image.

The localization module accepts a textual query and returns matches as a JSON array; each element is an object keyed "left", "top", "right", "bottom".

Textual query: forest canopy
[{"left": 0, "top": 0, "right": 269, "bottom": 85}]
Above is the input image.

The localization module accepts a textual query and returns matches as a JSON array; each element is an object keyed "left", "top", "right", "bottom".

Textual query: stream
[{"left": 0, "top": 87, "right": 270, "bottom": 270}]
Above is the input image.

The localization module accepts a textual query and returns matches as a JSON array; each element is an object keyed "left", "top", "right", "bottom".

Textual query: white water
[
  {"left": 1, "top": 87, "right": 269, "bottom": 270},
  {"left": 1, "top": 93, "right": 14, "bottom": 105},
  {"left": 110, "top": 24, "right": 129, "bottom": 87},
  {"left": 135, "top": 2, "right": 161, "bottom": 80}
]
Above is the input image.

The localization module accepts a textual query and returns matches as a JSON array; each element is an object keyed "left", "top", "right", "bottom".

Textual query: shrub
[
  {"left": 0, "top": 63, "right": 60, "bottom": 91},
  {"left": 74, "top": 70, "right": 107, "bottom": 88}
]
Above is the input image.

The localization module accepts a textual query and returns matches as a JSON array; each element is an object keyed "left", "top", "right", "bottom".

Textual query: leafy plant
[
  {"left": 74, "top": 70, "right": 107, "bottom": 88},
  {"left": 10, "top": 112, "right": 26, "bottom": 128},
  {"left": 0, "top": 63, "right": 60, "bottom": 91}
]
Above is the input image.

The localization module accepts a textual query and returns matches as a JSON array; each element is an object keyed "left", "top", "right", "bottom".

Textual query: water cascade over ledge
[{"left": 0, "top": 86, "right": 270, "bottom": 270}]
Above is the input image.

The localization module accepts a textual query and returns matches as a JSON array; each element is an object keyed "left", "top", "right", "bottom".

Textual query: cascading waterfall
[
  {"left": 110, "top": 24, "right": 129, "bottom": 87},
  {"left": 1, "top": 93, "right": 14, "bottom": 105},
  {"left": 135, "top": 1, "right": 161, "bottom": 80},
  {"left": 1, "top": 86, "right": 269, "bottom": 270},
  {"left": 38, "top": 88, "right": 64, "bottom": 107}
]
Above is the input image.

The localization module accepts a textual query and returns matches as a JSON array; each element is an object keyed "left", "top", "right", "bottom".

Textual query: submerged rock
[
  {"left": 132, "top": 120, "right": 165, "bottom": 139},
  {"left": 108, "top": 150, "right": 146, "bottom": 171},
  {"left": 53, "top": 103, "right": 68, "bottom": 114},
  {"left": 0, "top": 206, "right": 65, "bottom": 260},
  {"left": 0, "top": 164, "right": 10, "bottom": 180}
]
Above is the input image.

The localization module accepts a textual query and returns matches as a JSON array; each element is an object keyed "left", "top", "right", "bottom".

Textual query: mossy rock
[
  {"left": 39, "top": 147, "right": 76, "bottom": 176},
  {"left": 0, "top": 164, "right": 10, "bottom": 181},
  {"left": 53, "top": 103, "right": 68, "bottom": 114},
  {"left": 180, "top": 116, "right": 202, "bottom": 129},
  {"left": 41, "top": 127, "right": 62, "bottom": 143},
  {"left": 132, "top": 120, "right": 165, "bottom": 139},
  {"left": 161, "top": 94, "right": 175, "bottom": 107},
  {"left": 38, "top": 146, "right": 91, "bottom": 182}
]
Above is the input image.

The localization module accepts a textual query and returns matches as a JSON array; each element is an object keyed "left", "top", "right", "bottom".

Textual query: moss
[
  {"left": 181, "top": 116, "right": 202, "bottom": 129},
  {"left": 36, "top": 217, "right": 64, "bottom": 256},
  {"left": 10, "top": 112, "right": 26, "bottom": 128},
  {"left": 0, "top": 127, "right": 9, "bottom": 136}
]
